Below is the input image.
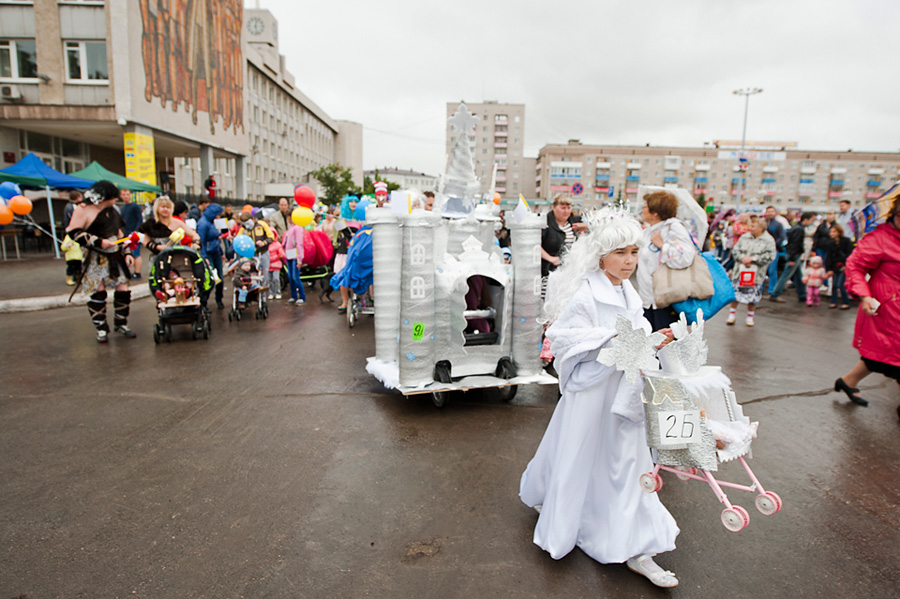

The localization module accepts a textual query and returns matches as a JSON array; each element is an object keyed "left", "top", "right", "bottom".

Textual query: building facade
[
  {"left": 0, "top": 2, "right": 361, "bottom": 205},
  {"left": 445, "top": 101, "right": 530, "bottom": 200},
  {"left": 363, "top": 167, "right": 436, "bottom": 191},
  {"left": 536, "top": 140, "right": 900, "bottom": 210}
]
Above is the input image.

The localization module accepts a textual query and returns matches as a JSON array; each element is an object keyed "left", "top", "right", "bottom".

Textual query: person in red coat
[{"left": 834, "top": 197, "right": 900, "bottom": 417}]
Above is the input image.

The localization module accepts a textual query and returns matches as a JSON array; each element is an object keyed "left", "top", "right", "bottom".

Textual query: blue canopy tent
[{"left": 0, "top": 152, "right": 95, "bottom": 258}]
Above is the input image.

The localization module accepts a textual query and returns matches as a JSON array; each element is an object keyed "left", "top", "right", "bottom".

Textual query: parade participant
[
  {"left": 540, "top": 194, "right": 586, "bottom": 298},
  {"left": 802, "top": 255, "right": 827, "bottom": 307},
  {"left": 725, "top": 215, "right": 776, "bottom": 326},
  {"left": 270, "top": 197, "right": 292, "bottom": 239},
  {"left": 636, "top": 190, "right": 696, "bottom": 330},
  {"left": 197, "top": 202, "right": 226, "bottom": 309},
  {"left": 60, "top": 233, "right": 83, "bottom": 286},
  {"left": 283, "top": 218, "right": 307, "bottom": 305},
  {"left": 204, "top": 173, "right": 216, "bottom": 199},
  {"left": 139, "top": 195, "right": 200, "bottom": 255},
  {"left": 62, "top": 190, "right": 84, "bottom": 284},
  {"left": 423, "top": 191, "right": 435, "bottom": 211},
  {"left": 836, "top": 199, "right": 857, "bottom": 243},
  {"left": 119, "top": 188, "right": 144, "bottom": 280},
  {"left": 764, "top": 206, "right": 787, "bottom": 293},
  {"left": 239, "top": 212, "right": 274, "bottom": 295},
  {"left": 824, "top": 223, "right": 853, "bottom": 309},
  {"left": 66, "top": 180, "right": 136, "bottom": 343},
  {"left": 520, "top": 208, "right": 679, "bottom": 588},
  {"left": 331, "top": 204, "right": 373, "bottom": 312},
  {"left": 267, "top": 233, "right": 285, "bottom": 300},
  {"left": 835, "top": 196, "right": 900, "bottom": 413},
  {"left": 373, "top": 181, "right": 389, "bottom": 207},
  {"left": 769, "top": 212, "right": 816, "bottom": 303}
]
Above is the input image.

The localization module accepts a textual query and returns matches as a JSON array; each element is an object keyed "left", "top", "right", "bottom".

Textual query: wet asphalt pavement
[{"left": 1, "top": 290, "right": 898, "bottom": 599}]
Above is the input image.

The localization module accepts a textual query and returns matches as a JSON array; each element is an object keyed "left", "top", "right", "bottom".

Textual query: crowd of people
[{"left": 59, "top": 180, "right": 898, "bottom": 589}]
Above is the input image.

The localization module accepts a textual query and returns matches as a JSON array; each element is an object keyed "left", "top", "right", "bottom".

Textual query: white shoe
[
  {"left": 533, "top": 504, "right": 542, "bottom": 514},
  {"left": 296, "top": 299, "right": 305, "bottom": 304},
  {"left": 726, "top": 313, "right": 736, "bottom": 325},
  {"left": 275, "top": 293, "right": 282, "bottom": 299},
  {"left": 286, "top": 298, "right": 295, "bottom": 304},
  {"left": 267, "top": 294, "right": 274, "bottom": 300},
  {"left": 746, "top": 316, "right": 755, "bottom": 327},
  {"left": 627, "top": 554, "right": 678, "bottom": 588}
]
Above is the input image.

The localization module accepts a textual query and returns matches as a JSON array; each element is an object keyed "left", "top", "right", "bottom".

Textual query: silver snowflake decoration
[
  {"left": 597, "top": 314, "right": 665, "bottom": 384},
  {"left": 658, "top": 310, "right": 708, "bottom": 375}
]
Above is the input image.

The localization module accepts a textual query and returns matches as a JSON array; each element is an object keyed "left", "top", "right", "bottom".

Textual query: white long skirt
[{"left": 519, "top": 374, "right": 679, "bottom": 564}]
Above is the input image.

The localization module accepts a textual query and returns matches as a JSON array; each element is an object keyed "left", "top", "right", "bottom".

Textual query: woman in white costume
[{"left": 519, "top": 208, "right": 681, "bottom": 588}]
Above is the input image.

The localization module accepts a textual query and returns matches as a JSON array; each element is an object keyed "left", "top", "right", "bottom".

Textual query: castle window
[
  {"left": 410, "top": 276, "right": 426, "bottom": 299},
  {"left": 411, "top": 244, "right": 426, "bottom": 265}
]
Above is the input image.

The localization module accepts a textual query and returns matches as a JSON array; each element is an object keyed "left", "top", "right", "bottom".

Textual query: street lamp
[{"left": 732, "top": 87, "right": 763, "bottom": 210}]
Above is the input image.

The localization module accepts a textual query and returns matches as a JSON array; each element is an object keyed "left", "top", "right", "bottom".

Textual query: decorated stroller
[
  {"left": 227, "top": 256, "right": 268, "bottom": 321},
  {"left": 600, "top": 311, "right": 783, "bottom": 532},
  {"left": 148, "top": 246, "right": 213, "bottom": 343}
]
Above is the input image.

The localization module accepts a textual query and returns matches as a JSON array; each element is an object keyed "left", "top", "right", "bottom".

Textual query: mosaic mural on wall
[{"left": 138, "top": 0, "right": 244, "bottom": 135}]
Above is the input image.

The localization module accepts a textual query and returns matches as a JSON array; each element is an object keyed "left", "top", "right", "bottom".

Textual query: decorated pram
[
  {"left": 600, "top": 311, "right": 782, "bottom": 532},
  {"left": 148, "top": 246, "right": 213, "bottom": 343}
]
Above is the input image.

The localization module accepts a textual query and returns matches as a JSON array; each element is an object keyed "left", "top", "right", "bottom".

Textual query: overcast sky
[{"left": 254, "top": 0, "right": 899, "bottom": 176}]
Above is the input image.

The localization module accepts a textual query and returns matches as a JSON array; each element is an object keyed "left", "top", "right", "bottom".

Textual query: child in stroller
[
  {"left": 226, "top": 256, "right": 268, "bottom": 320},
  {"left": 148, "top": 246, "right": 212, "bottom": 343}
]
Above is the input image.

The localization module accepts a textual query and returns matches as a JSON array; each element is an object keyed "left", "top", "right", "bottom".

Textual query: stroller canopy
[{"left": 149, "top": 246, "right": 212, "bottom": 296}]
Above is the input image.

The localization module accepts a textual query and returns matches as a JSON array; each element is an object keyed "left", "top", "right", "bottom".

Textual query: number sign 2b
[{"left": 656, "top": 410, "right": 701, "bottom": 447}]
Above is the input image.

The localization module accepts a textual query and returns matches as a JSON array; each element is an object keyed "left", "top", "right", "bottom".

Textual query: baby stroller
[
  {"left": 228, "top": 256, "right": 269, "bottom": 321},
  {"left": 636, "top": 316, "right": 782, "bottom": 533},
  {"left": 149, "top": 245, "right": 213, "bottom": 343}
]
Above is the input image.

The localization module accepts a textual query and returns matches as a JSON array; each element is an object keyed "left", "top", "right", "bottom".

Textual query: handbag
[
  {"left": 652, "top": 252, "right": 714, "bottom": 307},
  {"left": 672, "top": 251, "right": 737, "bottom": 324}
]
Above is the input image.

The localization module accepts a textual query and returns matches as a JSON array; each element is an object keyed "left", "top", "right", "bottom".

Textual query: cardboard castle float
[{"left": 365, "top": 104, "right": 556, "bottom": 394}]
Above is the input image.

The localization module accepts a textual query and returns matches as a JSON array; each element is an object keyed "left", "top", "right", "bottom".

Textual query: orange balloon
[
  {"left": 0, "top": 203, "right": 12, "bottom": 225},
  {"left": 8, "top": 195, "right": 32, "bottom": 216},
  {"left": 493, "top": 192, "right": 502, "bottom": 205}
]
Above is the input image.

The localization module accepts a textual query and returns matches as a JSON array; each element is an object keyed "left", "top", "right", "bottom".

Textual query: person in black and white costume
[{"left": 67, "top": 180, "right": 136, "bottom": 343}]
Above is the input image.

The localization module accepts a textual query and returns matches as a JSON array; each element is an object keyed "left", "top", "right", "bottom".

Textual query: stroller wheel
[
  {"left": 192, "top": 324, "right": 200, "bottom": 340},
  {"left": 228, "top": 311, "right": 233, "bottom": 322},
  {"left": 639, "top": 472, "right": 663, "bottom": 494},
  {"left": 164, "top": 323, "right": 172, "bottom": 342},
  {"left": 755, "top": 491, "right": 782, "bottom": 516},
  {"left": 152, "top": 324, "right": 160, "bottom": 344},
  {"left": 721, "top": 506, "right": 750, "bottom": 532},
  {"left": 262, "top": 304, "right": 268, "bottom": 319},
  {"left": 203, "top": 320, "right": 210, "bottom": 339}
]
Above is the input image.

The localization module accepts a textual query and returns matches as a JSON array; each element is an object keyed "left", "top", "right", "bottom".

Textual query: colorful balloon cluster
[
  {"left": 0, "top": 181, "right": 33, "bottom": 225},
  {"left": 292, "top": 185, "right": 316, "bottom": 227}
]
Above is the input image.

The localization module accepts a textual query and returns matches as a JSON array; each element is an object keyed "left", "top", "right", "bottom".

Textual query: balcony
[
  {"left": 829, "top": 179, "right": 844, "bottom": 186},
  {"left": 494, "top": 141, "right": 507, "bottom": 148},
  {"left": 626, "top": 175, "right": 640, "bottom": 182},
  {"left": 694, "top": 164, "right": 710, "bottom": 172},
  {"left": 664, "top": 176, "right": 678, "bottom": 183},
  {"left": 828, "top": 191, "right": 844, "bottom": 198},
  {"left": 867, "top": 180, "right": 882, "bottom": 187},
  {"left": 495, "top": 186, "right": 506, "bottom": 193},
  {"left": 496, "top": 175, "right": 507, "bottom": 182},
  {"left": 830, "top": 167, "right": 847, "bottom": 174},
  {"left": 762, "top": 178, "right": 777, "bottom": 184},
  {"left": 594, "top": 186, "right": 610, "bottom": 192},
  {"left": 763, "top": 166, "right": 779, "bottom": 173},
  {"left": 494, "top": 129, "right": 507, "bottom": 137},
  {"left": 868, "top": 168, "right": 884, "bottom": 175},
  {"left": 596, "top": 162, "right": 612, "bottom": 169},
  {"left": 693, "top": 177, "right": 708, "bottom": 183},
  {"left": 865, "top": 191, "right": 882, "bottom": 199},
  {"left": 800, "top": 166, "right": 817, "bottom": 174},
  {"left": 595, "top": 173, "right": 610, "bottom": 180},
  {"left": 626, "top": 163, "right": 642, "bottom": 169}
]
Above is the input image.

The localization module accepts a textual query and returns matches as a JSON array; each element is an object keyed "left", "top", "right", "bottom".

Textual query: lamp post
[{"left": 732, "top": 87, "right": 763, "bottom": 210}]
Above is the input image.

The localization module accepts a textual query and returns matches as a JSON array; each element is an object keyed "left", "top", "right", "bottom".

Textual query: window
[
  {"left": 65, "top": 41, "right": 107, "bottom": 81},
  {"left": 0, "top": 39, "right": 38, "bottom": 79}
]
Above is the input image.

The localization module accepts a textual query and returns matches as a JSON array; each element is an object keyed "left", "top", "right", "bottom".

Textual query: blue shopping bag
[{"left": 672, "top": 251, "right": 735, "bottom": 324}]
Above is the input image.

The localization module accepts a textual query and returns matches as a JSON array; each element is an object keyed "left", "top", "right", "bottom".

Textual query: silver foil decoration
[
  {"left": 657, "top": 310, "right": 708, "bottom": 376},
  {"left": 597, "top": 314, "right": 664, "bottom": 384}
]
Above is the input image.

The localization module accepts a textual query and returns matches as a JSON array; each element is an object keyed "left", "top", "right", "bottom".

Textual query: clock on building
[{"left": 248, "top": 17, "right": 264, "bottom": 35}]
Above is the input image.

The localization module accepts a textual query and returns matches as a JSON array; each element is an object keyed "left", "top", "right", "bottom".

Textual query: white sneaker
[
  {"left": 267, "top": 294, "right": 274, "bottom": 300},
  {"left": 296, "top": 299, "right": 305, "bottom": 304},
  {"left": 286, "top": 298, "right": 295, "bottom": 304},
  {"left": 275, "top": 293, "right": 282, "bottom": 299},
  {"left": 726, "top": 313, "right": 736, "bottom": 325},
  {"left": 746, "top": 316, "right": 755, "bottom": 327}
]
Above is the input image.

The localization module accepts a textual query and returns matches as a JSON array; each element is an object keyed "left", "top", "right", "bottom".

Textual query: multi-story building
[
  {"left": 363, "top": 167, "right": 436, "bottom": 191},
  {"left": 536, "top": 140, "right": 900, "bottom": 210},
  {"left": 0, "top": 2, "right": 361, "bottom": 206},
  {"left": 445, "top": 101, "right": 530, "bottom": 200}
]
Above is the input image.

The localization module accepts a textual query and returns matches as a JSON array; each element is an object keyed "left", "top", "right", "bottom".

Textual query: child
[
  {"left": 226, "top": 257, "right": 260, "bottom": 309},
  {"left": 282, "top": 221, "right": 307, "bottom": 305},
  {"left": 267, "top": 235, "right": 285, "bottom": 300},
  {"left": 802, "top": 255, "right": 826, "bottom": 307},
  {"left": 519, "top": 208, "right": 680, "bottom": 588},
  {"left": 60, "top": 234, "right": 83, "bottom": 286}
]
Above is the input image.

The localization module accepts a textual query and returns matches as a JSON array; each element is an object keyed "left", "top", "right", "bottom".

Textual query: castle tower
[
  {"left": 368, "top": 206, "right": 402, "bottom": 362},
  {"left": 507, "top": 213, "right": 546, "bottom": 376},
  {"left": 397, "top": 211, "right": 441, "bottom": 386}
]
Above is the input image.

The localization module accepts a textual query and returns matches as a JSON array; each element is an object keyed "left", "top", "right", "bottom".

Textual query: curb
[{"left": 0, "top": 285, "right": 152, "bottom": 314}]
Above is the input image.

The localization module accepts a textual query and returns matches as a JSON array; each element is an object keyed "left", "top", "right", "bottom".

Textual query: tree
[
  {"left": 309, "top": 164, "right": 361, "bottom": 205},
  {"left": 363, "top": 169, "right": 401, "bottom": 195},
  {"left": 696, "top": 192, "right": 707, "bottom": 209}
]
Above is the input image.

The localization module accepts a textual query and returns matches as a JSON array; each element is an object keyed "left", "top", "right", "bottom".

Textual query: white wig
[{"left": 542, "top": 207, "right": 643, "bottom": 322}]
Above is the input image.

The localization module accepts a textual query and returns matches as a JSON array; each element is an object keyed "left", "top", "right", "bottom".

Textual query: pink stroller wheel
[
  {"left": 755, "top": 491, "right": 782, "bottom": 515},
  {"left": 639, "top": 472, "right": 663, "bottom": 494},
  {"left": 721, "top": 506, "right": 749, "bottom": 532}
]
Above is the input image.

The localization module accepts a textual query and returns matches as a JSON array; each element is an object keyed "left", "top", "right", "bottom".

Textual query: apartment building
[
  {"left": 445, "top": 101, "right": 531, "bottom": 200},
  {"left": 363, "top": 167, "right": 436, "bottom": 191},
  {"left": 0, "top": 2, "right": 361, "bottom": 204},
  {"left": 537, "top": 140, "right": 900, "bottom": 210}
]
